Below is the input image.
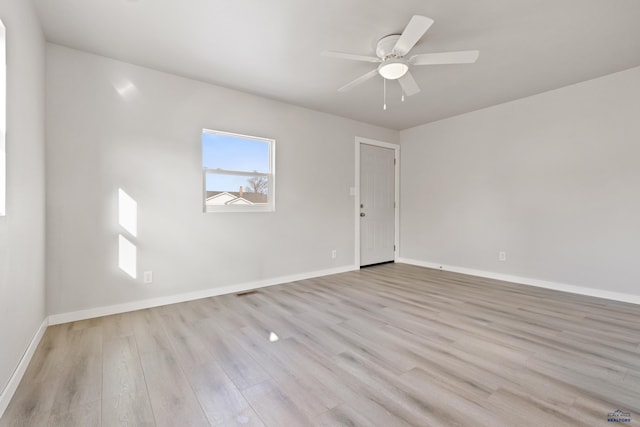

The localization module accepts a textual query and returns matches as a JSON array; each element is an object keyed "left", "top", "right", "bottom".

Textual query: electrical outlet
[
  {"left": 331, "top": 250, "right": 337, "bottom": 259},
  {"left": 499, "top": 251, "right": 507, "bottom": 262},
  {"left": 143, "top": 270, "right": 153, "bottom": 283}
]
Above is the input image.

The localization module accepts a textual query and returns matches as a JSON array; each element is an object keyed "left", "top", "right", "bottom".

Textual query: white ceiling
[{"left": 33, "top": 0, "right": 640, "bottom": 130}]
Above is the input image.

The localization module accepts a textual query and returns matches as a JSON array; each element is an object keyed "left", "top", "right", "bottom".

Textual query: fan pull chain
[
  {"left": 383, "top": 79, "right": 387, "bottom": 110},
  {"left": 401, "top": 92, "right": 405, "bottom": 102}
]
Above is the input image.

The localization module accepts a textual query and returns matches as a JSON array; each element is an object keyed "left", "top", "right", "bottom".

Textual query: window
[
  {"left": 202, "top": 129, "right": 275, "bottom": 212},
  {"left": 0, "top": 20, "right": 5, "bottom": 216}
]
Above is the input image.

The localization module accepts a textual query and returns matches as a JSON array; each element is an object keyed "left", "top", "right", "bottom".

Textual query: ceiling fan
[{"left": 322, "top": 15, "right": 479, "bottom": 106}]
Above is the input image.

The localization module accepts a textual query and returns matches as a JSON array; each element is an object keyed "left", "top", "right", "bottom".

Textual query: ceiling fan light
[{"left": 378, "top": 60, "right": 408, "bottom": 80}]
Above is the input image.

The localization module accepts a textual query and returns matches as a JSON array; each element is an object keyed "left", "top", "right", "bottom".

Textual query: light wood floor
[{"left": 2, "top": 263, "right": 640, "bottom": 426}]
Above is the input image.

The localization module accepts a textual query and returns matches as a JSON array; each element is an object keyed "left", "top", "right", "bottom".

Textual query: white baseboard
[
  {"left": 397, "top": 258, "right": 640, "bottom": 306},
  {"left": 48, "top": 265, "right": 357, "bottom": 325},
  {"left": 0, "top": 317, "right": 49, "bottom": 419}
]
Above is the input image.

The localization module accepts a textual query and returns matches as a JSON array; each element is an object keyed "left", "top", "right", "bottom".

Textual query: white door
[{"left": 360, "top": 143, "right": 395, "bottom": 266}]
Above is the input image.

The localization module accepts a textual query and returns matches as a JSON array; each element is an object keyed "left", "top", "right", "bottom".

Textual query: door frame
[{"left": 354, "top": 137, "right": 400, "bottom": 269}]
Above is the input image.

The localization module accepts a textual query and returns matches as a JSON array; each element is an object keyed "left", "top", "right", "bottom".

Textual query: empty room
[{"left": 1, "top": 0, "right": 639, "bottom": 426}]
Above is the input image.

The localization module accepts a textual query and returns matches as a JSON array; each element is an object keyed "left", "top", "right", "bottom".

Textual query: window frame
[{"left": 202, "top": 128, "right": 275, "bottom": 213}]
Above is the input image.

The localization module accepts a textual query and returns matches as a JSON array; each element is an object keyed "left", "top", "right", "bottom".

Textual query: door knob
[{"left": 360, "top": 213, "right": 366, "bottom": 217}]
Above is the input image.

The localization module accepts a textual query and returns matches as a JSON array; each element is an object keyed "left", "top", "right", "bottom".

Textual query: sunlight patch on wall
[
  {"left": 111, "top": 76, "right": 139, "bottom": 101},
  {"left": 118, "top": 188, "right": 138, "bottom": 279},
  {"left": 118, "top": 234, "right": 137, "bottom": 278},
  {"left": 118, "top": 188, "right": 137, "bottom": 237}
]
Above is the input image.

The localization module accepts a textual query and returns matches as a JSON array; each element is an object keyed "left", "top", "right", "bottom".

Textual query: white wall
[
  {"left": 45, "top": 44, "right": 397, "bottom": 316},
  {"left": 400, "top": 66, "right": 640, "bottom": 297},
  {"left": 0, "top": 0, "right": 46, "bottom": 397}
]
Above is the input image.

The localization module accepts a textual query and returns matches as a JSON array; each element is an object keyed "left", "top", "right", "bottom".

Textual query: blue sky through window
[
  {"left": 202, "top": 132, "right": 269, "bottom": 172},
  {"left": 203, "top": 131, "right": 270, "bottom": 192}
]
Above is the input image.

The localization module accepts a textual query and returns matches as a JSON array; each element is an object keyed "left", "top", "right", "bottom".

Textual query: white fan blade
[
  {"left": 398, "top": 71, "right": 420, "bottom": 96},
  {"left": 393, "top": 15, "right": 434, "bottom": 57},
  {"left": 322, "top": 51, "right": 381, "bottom": 63},
  {"left": 338, "top": 69, "right": 378, "bottom": 92},
  {"left": 410, "top": 50, "right": 479, "bottom": 65}
]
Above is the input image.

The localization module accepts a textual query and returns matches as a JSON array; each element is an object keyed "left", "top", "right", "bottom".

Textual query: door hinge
[
  {"left": 394, "top": 158, "right": 396, "bottom": 165},
  {"left": 394, "top": 245, "right": 396, "bottom": 251}
]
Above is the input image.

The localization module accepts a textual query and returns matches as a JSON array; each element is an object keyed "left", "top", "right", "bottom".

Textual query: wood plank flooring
[{"left": 2, "top": 263, "right": 640, "bottom": 426}]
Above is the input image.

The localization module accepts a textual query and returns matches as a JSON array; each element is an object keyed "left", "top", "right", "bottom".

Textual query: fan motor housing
[{"left": 376, "top": 34, "right": 402, "bottom": 59}]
